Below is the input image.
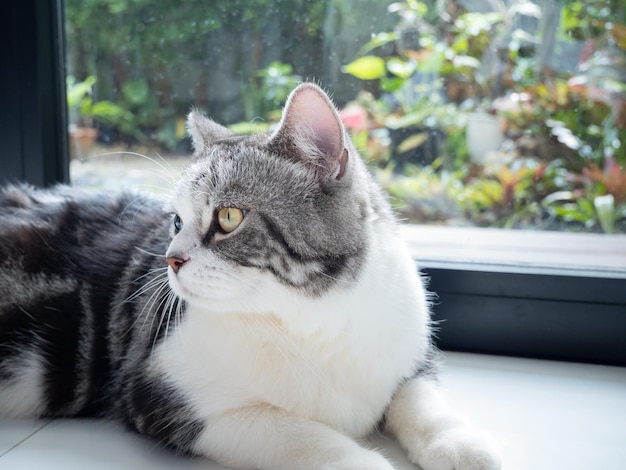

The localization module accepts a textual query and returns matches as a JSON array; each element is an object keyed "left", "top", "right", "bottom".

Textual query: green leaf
[
  {"left": 380, "top": 76, "right": 405, "bottom": 93},
  {"left": 387, "top": 57, "right": 416, "bottom": 79},
  {"left": 66, "top": 75, "right": 96, "bottom": 109},
  {"left": 228, "top": 121, "right": 271, "bottom": 135},
  {"left": 542, "top": 191, "right": 575, "bottom": 206},
  {"left": 551, "top": 205, "right": 589, "bottom": 222},
  {"left": 90, "top": 101, "right": 132, "bottom": 125},
  {"left": 385, "top": 109, "right": 431, "bottom": 129},
  {"left": 452, "top": 55, "right": 481, "bottom": 70},
  {"left": 79, "top": 96, "right": 93, "bottom": 117},
  {"left": 397, "top": 132, "right": 428, "bottom": 153},
  {"left": 418, "top": 49, "right": 445, "bottom": 73},
  {"left": 122, "top": 79, "right": 149, "bottom": 106},
  {"left": 342, "top": 56, "right": 386, "bottom": 80},
  {"left": 357, "top": 32, "right": 397, "bottom": 56}
]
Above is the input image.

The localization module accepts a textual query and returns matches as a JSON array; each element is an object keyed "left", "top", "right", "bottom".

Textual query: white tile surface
[
  {"left": 0, "top": 420, "right": 49, "bottom": 457},
  {"left": 0, "top": 352, "right": 624, "bottom": 469},
  {"left": 438, "top": 353, "right": 626, "bottom": 470}
]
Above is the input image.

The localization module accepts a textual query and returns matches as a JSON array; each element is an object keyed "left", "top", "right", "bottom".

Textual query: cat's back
[
  {"left": 0, "top": 184, "right": 167, "bottom": 277},
  {"left": 0, "top": 184, "right": 170, "bottom": 418}
]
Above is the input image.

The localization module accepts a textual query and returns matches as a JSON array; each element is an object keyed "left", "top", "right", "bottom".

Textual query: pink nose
[{"left": 166, "top": 255, "right": 189, "bottom": 273}]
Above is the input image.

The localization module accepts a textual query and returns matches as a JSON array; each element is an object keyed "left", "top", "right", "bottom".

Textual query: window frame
[
  {"left": 3, "top": 1, "right": 625, "bottom": 366},
  {"left": 423, "top": 263, "right": 626, "bottom": 366},
  {"left": 0, "top": 0, "right": 69, "bottom": 187}
]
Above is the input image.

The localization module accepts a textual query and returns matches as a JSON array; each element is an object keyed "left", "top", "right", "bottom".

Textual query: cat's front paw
[
  {"left": 412, "top": 426, "right": 501, "bottom": 470},
  {"left": 319, "top": 449, "right": 396, "bottom": 470}
]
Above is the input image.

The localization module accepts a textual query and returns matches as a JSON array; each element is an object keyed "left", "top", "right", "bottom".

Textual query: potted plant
[{"left": 66, "top": 75, "right": 131, "bottom": 158}]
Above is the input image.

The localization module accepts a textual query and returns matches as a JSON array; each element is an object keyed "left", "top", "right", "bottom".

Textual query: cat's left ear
[
  {"left": 187, "top": 109, "right": 234, "bottom": 155},
  {"left": 269, "top": 83, "right": 348, "bottom": 180}
]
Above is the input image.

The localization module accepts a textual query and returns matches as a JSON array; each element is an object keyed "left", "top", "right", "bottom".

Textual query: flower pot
[
  {"left": 465, "top": 112, "right": 503, "bottom": 164},
  {"left": 69, "top": 126, "right": 99, "bottom": 160}
]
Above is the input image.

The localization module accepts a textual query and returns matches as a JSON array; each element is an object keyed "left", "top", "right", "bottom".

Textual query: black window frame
[
  {"left": 1, "top": 0, "right": 68, "bottom": 187},
  {"left": 2, "top": 1, "right": 625, "bottom": 366}
]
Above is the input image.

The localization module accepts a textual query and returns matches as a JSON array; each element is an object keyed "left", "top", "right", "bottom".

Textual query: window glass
[{"left": 65, "top": 0, "right": 626, "bottom": 242}]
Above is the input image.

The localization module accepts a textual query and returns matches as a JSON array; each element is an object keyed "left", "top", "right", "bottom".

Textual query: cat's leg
[
  {"left": 385, "top": 377, "right": 501, "bottom": 470},
  {"left": 192, "top": 404, "right": 395, "bottom": 470}
]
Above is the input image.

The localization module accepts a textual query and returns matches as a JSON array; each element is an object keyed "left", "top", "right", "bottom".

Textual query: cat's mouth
[{"left": 167, "top": 263, "right": 245, "bottom": 305}]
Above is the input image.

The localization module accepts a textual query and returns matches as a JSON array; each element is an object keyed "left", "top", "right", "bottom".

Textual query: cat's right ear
[{"left": 187, "top": 109, "right": 233, "bottom": 155}]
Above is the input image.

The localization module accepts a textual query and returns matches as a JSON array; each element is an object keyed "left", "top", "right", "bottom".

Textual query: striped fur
[{"left": 0, "top": 186, "right": 202, "bottom": 451}]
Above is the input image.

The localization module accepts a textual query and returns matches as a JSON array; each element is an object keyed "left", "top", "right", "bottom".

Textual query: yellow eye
[{"left": 217, "top": 208, "right": 245, "bottom": 233}]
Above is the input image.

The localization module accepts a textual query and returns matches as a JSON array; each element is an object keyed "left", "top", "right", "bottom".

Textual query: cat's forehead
[
  {"left": 186, "top": 142, "right": 261, "bottom": 193},
  {"left": 178, "top": 140, "right": 316, "bottom": 205}
]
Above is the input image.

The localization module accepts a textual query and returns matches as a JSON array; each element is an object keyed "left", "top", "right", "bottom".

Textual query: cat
[{"left": 0, "top": 83, "right": 500, "bottom": 470}]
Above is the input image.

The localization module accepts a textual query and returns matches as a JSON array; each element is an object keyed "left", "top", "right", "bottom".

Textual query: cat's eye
[
  {"left": 173, "top": 214, "right": 183, "bottom": 234},
  {"left": 217, "top": 208, "right": 245, "bottom": 233}
]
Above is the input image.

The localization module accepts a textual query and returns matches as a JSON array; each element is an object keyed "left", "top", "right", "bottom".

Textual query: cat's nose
[{"left": 166, "top": 255, "right": 189, "bottom": 273}]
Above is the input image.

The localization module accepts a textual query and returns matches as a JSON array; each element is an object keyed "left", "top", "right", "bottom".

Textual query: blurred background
[{"left": 64, "top": 0, "right": 626, "bottom": 234}]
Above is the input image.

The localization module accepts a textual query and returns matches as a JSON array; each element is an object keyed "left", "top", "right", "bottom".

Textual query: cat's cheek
[
  {"left": 167, "top": 267, "right": 190, "bottom": 299},
  {"left": 167, "top": 258, "right": 247, "bottom": 307},
  {"left": 166, "top": 263, "right": 202, "bottom": 300}
]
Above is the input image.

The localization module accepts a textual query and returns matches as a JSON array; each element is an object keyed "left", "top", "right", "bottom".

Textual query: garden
[{"left": 65, "top": 0, "right": 626, "bottom": 233}]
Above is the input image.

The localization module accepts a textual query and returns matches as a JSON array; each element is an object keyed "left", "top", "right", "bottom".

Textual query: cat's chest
[{"left": 155, "top": 307, "right": 417, "bottom": 437}]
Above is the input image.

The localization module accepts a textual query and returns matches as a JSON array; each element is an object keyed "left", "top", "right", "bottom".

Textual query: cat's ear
[
  {"left": 187, "top": 109, "right": 233, "bottom": 155},
  {"left": 269, "top": 83, "right": 348, "bottom": 180}
]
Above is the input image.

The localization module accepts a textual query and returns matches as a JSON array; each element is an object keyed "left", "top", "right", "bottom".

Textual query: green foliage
[
  {"left": 343, "top": 0, "right": 626, "bottom": 233},
  {"left": 66, "top": 75, "right": 96, "bottom": 110},
  {"left": 66, "top": 75, "right": 132, "bottom": 128},
  {"left": 243, "top": 62, "right": 303, "bottom": 121},
  {"left": 65, "top": 0, "right": 329, "bottom": 149},
  {"left": 343, "top": 56, "right": 387, "bottom": 80}
]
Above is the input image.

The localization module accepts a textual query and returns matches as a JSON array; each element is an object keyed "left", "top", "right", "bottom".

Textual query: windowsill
[
  {"left": 400, "top": 224, "right": 626, "bottom": 279},
  {"left": 0, "top": 352, "right": 623, "bottom": 469}
]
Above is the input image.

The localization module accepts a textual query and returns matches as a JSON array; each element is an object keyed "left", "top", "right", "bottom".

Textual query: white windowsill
[
  {"left": 1, "top": 351, "right": 624, "bottom": 469},
  {"left": 401, "top": 224, "right": 626, "bottom": 278}
]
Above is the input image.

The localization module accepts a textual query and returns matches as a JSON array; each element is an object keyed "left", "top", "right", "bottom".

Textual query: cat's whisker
[
  {"left": 134, "top": 183, "right": 177, "bottom": 195},
  {"left": 133, "top": 169, "right": 180, "bottom": 190},
  {"left": 161, "top": 290, "right": 179, "bottom": 344},
  {"left": 122, "top": 272, "right": 169, "bottom": 304},
  {"left": 134, "top": 247, "right": 167, "bottom": 259},
  {"left": 131, "top": 266, "right": 168, "bottom": 282},
  {"left": 317, "top": 270, "right": 358, "bottom": 285},
  {"left": 148, "top": 282, "right": 178, "bottom": 355},
  {"left": 88, "top": 151, "right": 182, "bottom": 188},
  {"left": 190, "top": 189, "right": 215, "bottom": 204},
  {"left": 146, "top": 278, "right": 170, "bottom": 319},
  {"left": 123, "top": 275, "right": 170, "bottom": 338},
  {"left": 116, "top": 195, "right": 169, "bottom": 225},
  {"left": 151, "top": 151, "right": 181, "bottom": 178}
]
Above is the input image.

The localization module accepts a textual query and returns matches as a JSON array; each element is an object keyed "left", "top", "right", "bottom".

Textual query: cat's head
[{"left": 165, "top": 83, "right": 389, "bottom": 311}]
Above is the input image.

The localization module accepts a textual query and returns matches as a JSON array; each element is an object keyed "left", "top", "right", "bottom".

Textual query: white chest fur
[{"left": 155, "top": 234, "right": 430, "bottom": 438}]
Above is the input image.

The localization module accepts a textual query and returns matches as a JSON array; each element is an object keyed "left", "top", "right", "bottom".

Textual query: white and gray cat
[{"left": 0, "top": 83, "right": 500, "bottom": 469}]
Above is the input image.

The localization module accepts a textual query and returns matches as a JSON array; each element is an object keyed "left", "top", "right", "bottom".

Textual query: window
[
  {"left": 64, "top": 1, "right": 626, "bottom": 236},
  {"left": 3, "top": 0, "right": 625, "bottom": 364}
]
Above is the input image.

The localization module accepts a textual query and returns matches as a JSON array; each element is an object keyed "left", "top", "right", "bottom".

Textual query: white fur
[
  {"left": 158, "top": 221, "right": 428, "bottom": 434},
  {"left": 387, "top": 379, "right": 501, "bottom": 470},
  {"left": 0, "top": 350, "right": 46, "bottom": 418},
  {"left": 157, "top": 83, "right": 501, "bottom": 469},
  {"left": 154, "top": 216, "right": 441, "bottom": 469},
  {"left": 159, "top": 214, "right": 501, "bottom": 468}
]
